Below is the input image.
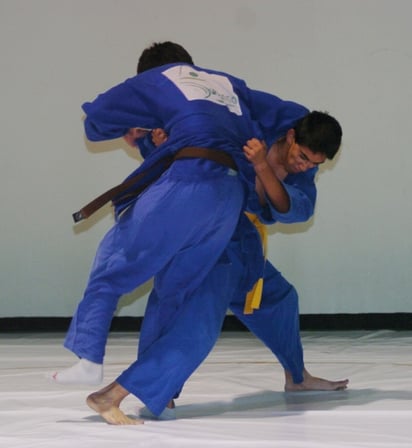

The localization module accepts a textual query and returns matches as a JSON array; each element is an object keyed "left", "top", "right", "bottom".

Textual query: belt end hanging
[{"left": 72, "top": 210, "right": 86, "bottom": 223}]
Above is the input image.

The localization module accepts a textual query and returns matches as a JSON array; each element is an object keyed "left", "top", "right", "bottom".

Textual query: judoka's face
[{"left": 285, "top": 130, "right": 326, "bottom": 173}]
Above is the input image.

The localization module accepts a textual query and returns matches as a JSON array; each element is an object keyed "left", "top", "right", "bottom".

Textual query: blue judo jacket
[{"left": 82, "top": 63, "right": 308, "bottom": 216}]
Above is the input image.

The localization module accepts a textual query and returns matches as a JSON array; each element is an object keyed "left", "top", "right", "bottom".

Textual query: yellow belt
[{"left": 243, "top": 212, "right": 268, "bottom": 314}]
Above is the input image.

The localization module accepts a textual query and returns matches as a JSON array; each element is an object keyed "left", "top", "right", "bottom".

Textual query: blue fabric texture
[
  {"left": 64, "top": 160, "right": 244, "bottom": 363},
  {"left": 131, "top": 187, "right": 312, "bottom": 415},
  {"left": 65, "top": 63, "right": 312, "bottom": 415},
  {"left": 81, "top": 63, "right": 308, "bottom": 216}
]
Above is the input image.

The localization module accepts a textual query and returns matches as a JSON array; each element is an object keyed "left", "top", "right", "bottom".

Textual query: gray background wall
[{"left": 1, "top": 0, "right": 411, "bottom": 319}]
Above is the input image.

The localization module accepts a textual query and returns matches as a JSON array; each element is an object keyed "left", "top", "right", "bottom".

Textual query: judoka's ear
[{"left": 286, "top": 129, "right": 295, "bottom": 145}]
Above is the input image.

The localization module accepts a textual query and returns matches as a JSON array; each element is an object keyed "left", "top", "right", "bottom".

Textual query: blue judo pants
[
  {"left": 230, "top": 261, "right": 304, "bottom": 384},
  {"left": 121, "top": 238, "right": 304, "bottom": 416},
  {"left": 64, "top": 159, "right": 244, "bottom": 364}
]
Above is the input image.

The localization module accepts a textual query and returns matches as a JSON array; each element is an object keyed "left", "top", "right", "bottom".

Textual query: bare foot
[
  {"left": 86, "top": 381, "right": 143, "bottom": 425},
  {"left": 284, "top": 368, "right": 349, "bottom": 392}
]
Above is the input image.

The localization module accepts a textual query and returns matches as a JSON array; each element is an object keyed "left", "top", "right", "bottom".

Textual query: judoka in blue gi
[
  {"left": 52, "top": 43, "right": 345, "bottom": 424},
  {"left": 135, "top": 115, "right": 347, "bottom": 421},
  {"left": 51, "top": 43, "right": 328, "bottom": 424}
]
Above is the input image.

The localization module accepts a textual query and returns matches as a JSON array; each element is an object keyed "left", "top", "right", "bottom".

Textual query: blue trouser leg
[
  {"left": 120, "top": 242, "right": 244, "bottom": 416},
  {"left": 135, "top": 218, "right": 258, "bottom": 406},
  {"left": 230, "top": 261, "right": 304, "bottom": 384},
  {"left": 137, "top": 289, "right": 165, "bottom": 358},
  {"left": 64, "top": 164, "right": 244, "bottom": 364}
]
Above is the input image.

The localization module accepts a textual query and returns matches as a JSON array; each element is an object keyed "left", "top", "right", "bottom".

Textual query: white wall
[{"left": 1, "top": 0, "right": 411, "bottom": 318}]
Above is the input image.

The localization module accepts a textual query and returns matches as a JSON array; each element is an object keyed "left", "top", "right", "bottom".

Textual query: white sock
[
  {"left": 47, "top": 359, "right": 103, "bottom": 385},
  {"left": 138, "top": 406, "right": 176, "bottom": 421}
]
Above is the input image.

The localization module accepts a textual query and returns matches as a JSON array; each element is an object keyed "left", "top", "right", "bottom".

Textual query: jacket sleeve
[
  {"left": 81, "top": 77, "right": 159, "bottom": 142},
  {"left": 258, "top": 168, "right": 318, "bottom": 225}
]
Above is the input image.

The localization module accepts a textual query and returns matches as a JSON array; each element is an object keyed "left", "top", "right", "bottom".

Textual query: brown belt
[{"left": 72, "top": 146, "right": 237, "bottom": 223}]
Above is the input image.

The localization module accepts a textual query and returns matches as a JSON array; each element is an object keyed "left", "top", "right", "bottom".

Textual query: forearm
[{"left": 254, "top": 161, "right": 290, "bottom": 213}]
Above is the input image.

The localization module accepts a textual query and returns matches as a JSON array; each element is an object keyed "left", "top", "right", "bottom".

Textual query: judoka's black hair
[
  {"left": 294, "top": 111, "right": 342, "bottom": 159},
  {"left": 137, "top": 41, "right": 194, "bottom": 74}
]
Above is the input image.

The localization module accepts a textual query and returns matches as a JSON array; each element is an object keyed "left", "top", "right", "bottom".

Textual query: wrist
[{"left": 253, "top": 160, "right": 269, "bottom": 173}]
